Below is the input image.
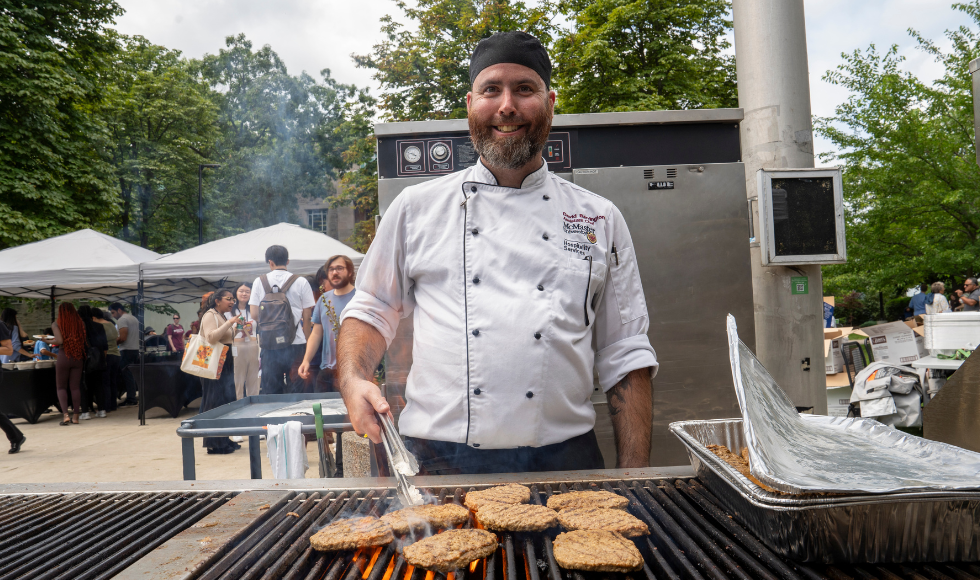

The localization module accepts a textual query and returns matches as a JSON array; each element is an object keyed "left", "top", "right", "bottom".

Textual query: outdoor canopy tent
[
  {"left": 0, "top": 229, "right": 162, "bottom": 303},
  {"left": 138, "top": 222, "right": 364, "bottom": 303}
]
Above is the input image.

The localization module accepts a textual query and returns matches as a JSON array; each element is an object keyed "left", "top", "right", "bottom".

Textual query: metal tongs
[{"left": 377, "top": 412, "right": 423, "bottom": 506}]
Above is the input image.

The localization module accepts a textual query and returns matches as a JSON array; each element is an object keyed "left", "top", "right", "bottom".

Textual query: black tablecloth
[
  {"left": 0, "top": 367, "right": 59, "bottom": 424},
  {"left": 129, "top": 361, "right": 201, "bottom": 419}
]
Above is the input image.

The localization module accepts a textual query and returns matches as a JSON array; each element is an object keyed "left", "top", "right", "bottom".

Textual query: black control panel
[{"left": 376, "top": 123, "right": 740, "bottom": 179}]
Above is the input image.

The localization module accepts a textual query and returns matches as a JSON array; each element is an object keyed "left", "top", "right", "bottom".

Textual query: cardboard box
[
  {"left": 825, "top": 336, "right": 845, "bottom": 374},
  {"left": 826, "top": 386, "right": 852, "bottom": 417},
  {"left": 861, "top": 321, "right": 926, "bottom": 365}
]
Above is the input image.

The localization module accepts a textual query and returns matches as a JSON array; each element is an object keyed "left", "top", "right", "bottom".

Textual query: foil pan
[
  {"left": 670, "top": 417, "right": 980, "bottom": 562},
  {"left": 726, "top": 314, "right": 980, "bottom": 494}
]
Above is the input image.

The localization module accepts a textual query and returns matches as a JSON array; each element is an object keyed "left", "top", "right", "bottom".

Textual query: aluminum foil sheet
[
  {"left": 670, "top": 417, "right": 980, "bottom": 562},
  {"left": 727, "top": 314, "right": 980, "bottom": 494}
]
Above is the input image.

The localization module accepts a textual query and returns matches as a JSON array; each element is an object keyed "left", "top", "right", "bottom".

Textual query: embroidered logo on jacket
[
  {"left": 563, "top": 240, "right": 593, "bottom": 256},
  {"left": 586, "top": 232, "right": 597, "bottom": 244},
  {"left": 563, "top": 212, "right": 607, "bottom": 225},
  {"left": 563, "top": 222, "right": 595, "bottom": 236}
]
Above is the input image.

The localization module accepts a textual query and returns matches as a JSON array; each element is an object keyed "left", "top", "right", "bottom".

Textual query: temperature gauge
[
  {"left": 430, "top": 142, "right": 450, "bottom": 162},
  {"left": 403, "top": 146, "right": 422, "bottom": 163}
]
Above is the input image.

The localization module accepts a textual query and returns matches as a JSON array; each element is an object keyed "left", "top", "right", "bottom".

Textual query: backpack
[{"left": 257, "top": 273, "right": 300, "bottom": 350}]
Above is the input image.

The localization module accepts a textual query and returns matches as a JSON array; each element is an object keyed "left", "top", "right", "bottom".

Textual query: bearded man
[{"left": 337, "top": 31, "right": 658, "bottom": 474}]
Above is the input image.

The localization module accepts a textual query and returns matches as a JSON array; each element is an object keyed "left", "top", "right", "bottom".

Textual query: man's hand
[
  {"left": 298, "top": 360, "right": 312, "bottom": 380},
  {"left": 606, "top": 367, "right": 654, "bottom": 468},
  {"left": 337, "top": 318, "right": 390, "bottom": 445}
]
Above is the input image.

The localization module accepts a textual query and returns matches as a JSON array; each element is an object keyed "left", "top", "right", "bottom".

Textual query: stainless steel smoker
[{"left": 374, "top": 109, "right": 756, "bottom": 467}]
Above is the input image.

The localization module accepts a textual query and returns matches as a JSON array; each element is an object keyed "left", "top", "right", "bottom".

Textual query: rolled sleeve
[
  {"left": 596, "top": 335, "right": 659, "bottom": 391},
  {"left": 339, "top": 193, "right": 415, "bottom": 348}
]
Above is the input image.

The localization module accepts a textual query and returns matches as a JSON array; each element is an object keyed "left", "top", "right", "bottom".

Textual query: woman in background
[
  {"left": 925, "top": 282, "right": 951, "bottom": 315},
  {"left": 0, "top": 308, "right": 34, "bottom": 363},
  {"left": 232, "top": 282, "right": 260, "bottom": 400},
  {"left": 198, "top": 289, "right": 244, "bottom": 454},
  {"left": 51, "top": 303, "right": 86, "bottom": 425},
  {"left": 93, "top": 309, "right": 119, "bottom": 412},
  {"left": 77, "top": 305, "right": 109, "bottom": 419}
]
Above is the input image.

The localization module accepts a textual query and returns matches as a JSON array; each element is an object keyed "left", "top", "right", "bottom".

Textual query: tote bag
[{"left": 180, "top": 312, "right": 229, "bottom": 380}]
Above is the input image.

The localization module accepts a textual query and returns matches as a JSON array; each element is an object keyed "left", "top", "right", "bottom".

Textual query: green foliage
[
  {"left": 0, "top": 0, "right": 122, "bottom": 249},
  {"left": 834, "top": 291, "right": 876, "bottom": 327},
  {"left": 354, "top": 0, "right": 555, "bottom": 121},
  {"left": 817, "top": 1, "right": 980, "bottom": 295},
  {"left": 885, "top": 296, "right": 912, "bottom": 322},
  {"left": 101, "top": 36, "right": 219, "bottom": 251},
  {"left": 550, "top": 0, "right": 737, "bottom": 113}
]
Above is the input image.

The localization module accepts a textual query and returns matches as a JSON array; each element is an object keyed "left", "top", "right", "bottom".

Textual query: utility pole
[
  {"left": 733, "top": 0, "right": 827, "bottom": 412},
  {"left": 198, "top": 164, "right": 221, "bottom": 245}
]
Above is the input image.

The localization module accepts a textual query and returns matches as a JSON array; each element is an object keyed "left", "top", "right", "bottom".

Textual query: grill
[
  {"left": 105, "top": 478, "right": 980, "bottom": 580},
  {"left": 0, "top": 491, "right": 233, "bottom": 580}
]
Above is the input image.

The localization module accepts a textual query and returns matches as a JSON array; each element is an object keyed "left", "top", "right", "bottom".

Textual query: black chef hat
[{"left": 469, "top": 31, "right": 552, "bottom": 89}]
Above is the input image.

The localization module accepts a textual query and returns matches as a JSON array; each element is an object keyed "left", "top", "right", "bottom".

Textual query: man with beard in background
[
  {"left": 299, "top": 255, "right": 357, "bottom": 392},
  {"left": 338, "top": 32, "right": 658, "bottom": 474}
]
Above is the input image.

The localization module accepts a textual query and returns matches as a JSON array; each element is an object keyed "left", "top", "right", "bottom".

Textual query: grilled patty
[
  {"left": 380, "top": 504, "right": 471, "bottom": 535},
  {"left": 475, "top": 503, "right": 558, "bottom": 532},
  {"left": 553, "top": 530, "right": 643, "bottom": 572},
  {"left": 463, "top": 484, "right": 531, "bottom": 511},
  {"left": 706, "top": 444, "right": 783, "bottom": 494},
  {"left": 402, "top": 529, "right": 498, "bottom": 572},
  {"left": 309, "top": 517, "right": 394, "bottom": 551},
  {"left": 557, "top": 507, "right": 649, "bottom": 537},
  {"left": 546, "top": 490, "right": 628, "bottom": 511}
]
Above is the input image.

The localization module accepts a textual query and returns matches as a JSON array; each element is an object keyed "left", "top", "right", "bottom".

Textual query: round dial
[
  {"left": 430, "top": 143, "right": 450, "bottom": 162},
  {"left": 403, "top": 146, "right": 422, "bottom": 163}
]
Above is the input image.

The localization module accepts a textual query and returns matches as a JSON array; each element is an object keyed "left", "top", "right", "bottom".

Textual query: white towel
[{"left": 266, "top": 421, "right": 308, "bottom": 479}]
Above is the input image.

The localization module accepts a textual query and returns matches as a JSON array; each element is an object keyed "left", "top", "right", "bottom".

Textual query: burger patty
[
  {"left": 380, "top": 504, "right": 471, "bottom": 535},
  {"left": 402, "top": 529, "right": 498, "bottom": 572},
  {"left": 557, "top": 507, "right": 649, "bottom": 537},
  {"left": 553, "top": 530, "right": 643, "bottom": 572},
  {"left": 309, "top": 517, "right": 394, "bottom": 551},
  {"left": 463, "top": 484, "right": 531, "bottom": 511},
  {"left": 706, "top": 444, "right": 782, "bottom": 494},
  {"left": 475, "top": 503, "right": 558, "bottom": 532},
  {"left": 546, "top": 490, "right": 628, "bottom": 511}
]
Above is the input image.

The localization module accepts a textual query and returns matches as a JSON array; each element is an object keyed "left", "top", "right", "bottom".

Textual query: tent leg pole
[
  {"left": 50, "top": 287, "right": 55, "bottom": 323},
  {"left": 138, "top": 280, "right": 145, "bottom": 426}
]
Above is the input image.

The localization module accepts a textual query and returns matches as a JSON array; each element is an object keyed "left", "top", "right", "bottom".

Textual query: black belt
[{"left": 404, "top": 430, "right": 605, "bottom": 475}]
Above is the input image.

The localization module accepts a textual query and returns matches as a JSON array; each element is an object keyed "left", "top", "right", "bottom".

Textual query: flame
[
  {"left": 404, "top": 565, "right": 416, "bottom": 580},
  {"left": 381, "top": 555, "right": 397, "bottom": 580},
  {"left": 447, "top": 573, "right": 455, "bottom": 580},
  {"left": 469, "top": 561, "right": 479, "bottom": 573},
  {"left": 362, "top": 547, "right": 383, "bottom": 579},
  {"left": 424, "top": 571, "right": 435, "bottom": 580}
]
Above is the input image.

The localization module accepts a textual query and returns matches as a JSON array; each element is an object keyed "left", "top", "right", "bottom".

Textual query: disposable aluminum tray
[{"left": 670, "top": 417, "right": 980, "bottom": 563}]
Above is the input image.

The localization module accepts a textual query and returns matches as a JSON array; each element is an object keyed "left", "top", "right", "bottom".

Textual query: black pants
[
  {"left": 201, "top": 353, "right": 236, "bottom": 453},
  {"left": 404, "top": 430, "right": 605, "bottom": 475},
  {"left": 120, "top": 350, "right": 139, "bottom": 401},
  {"left": 0, "top": 414, "right": 23, "bottom": 445},
  {"left": 105, "top": 354, "right": 120, "bottom": 411},
  {"left": 259, "top": 344, "right": 306, "bottom": 395},
  {"left": 315, "top": 367, "right": 336, "bottom": 393}
]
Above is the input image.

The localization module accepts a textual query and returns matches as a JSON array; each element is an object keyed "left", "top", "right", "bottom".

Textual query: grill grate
[
  {"left": 0, "top": 491, "right": 233, "bottom": 580},
  {"left": 118, "top": 480, "right": 980, "bottom": 580}
]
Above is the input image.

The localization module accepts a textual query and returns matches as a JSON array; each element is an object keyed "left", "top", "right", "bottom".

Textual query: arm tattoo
[
  {"left": 606, "top": 367, "right": 653, "bottom": 468},
  {"left": 336, "top": 318, "right": 387, "bottom": 389}
]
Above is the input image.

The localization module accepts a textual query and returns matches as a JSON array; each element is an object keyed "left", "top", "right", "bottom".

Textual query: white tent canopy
[
  {"left": 0, "top": 229, "right": 161, "bottom": 301},
  {"left": 139, "top": 222, "right": 364, "bottom": 303}
]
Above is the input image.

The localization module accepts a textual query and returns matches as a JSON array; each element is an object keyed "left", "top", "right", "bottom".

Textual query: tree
[
  {"left": 354, "top": 0, "right": 555, "bottom": 121},
  {"left": 101, "top": 36, "right": 219, "bottom": 251},
  {"left": 549, "top": 0, "right": 736, "bottom": 113},
  {"left": 0, "top": 0, "right": 122, "bottom": 249},
  {"left": 816, "top": 1, "right": 980, "bottom": 296}
]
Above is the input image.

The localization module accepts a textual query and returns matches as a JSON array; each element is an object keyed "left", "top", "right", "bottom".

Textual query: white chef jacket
[{"left": 341, "top": 159, "right": 658, "bottom": 449}]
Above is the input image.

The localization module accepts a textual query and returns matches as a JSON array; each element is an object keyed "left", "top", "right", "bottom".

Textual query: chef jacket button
[
  {"left": 537, "top": 284, "right": 544, "bottom": 291},
  {"left": 534, "top": 332, "right": 541, "bottom": 340},
  {"left": 526, "top": 391, "right": 534, "bottom": 399},
  {"left": 474, "top": 388, "right": 481, "bottom": 395},
  {"left": 472, "top": 228, "right": 479, "bottom": 235},
  {"left": 471, "top": 186, "right": 477, "bottom": 193},
  {"left": 473, "top": 443, "right": 480, "bottom": 447},
  {"left": 542, "top": 233, "right": 549, "bottom": 240},
  {"left": 543, "top": 195, "right": 550, "bottom": 200},
  {"left": 473, "top": 276, "right": 480, "bottom": 284},
  {"left": 472, "top": 329, "right": 480, "bottom": 336}
]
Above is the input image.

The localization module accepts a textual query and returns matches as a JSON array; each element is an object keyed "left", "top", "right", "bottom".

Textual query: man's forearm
[
  {"left": 336, "top": 318, "right": 387, "bottom": 389},
  {"left": 303, "top": 325, "right": 323, "bottom": 363},
  {"left": 606, "top": 367, "right": 653, "bottom": 468}
]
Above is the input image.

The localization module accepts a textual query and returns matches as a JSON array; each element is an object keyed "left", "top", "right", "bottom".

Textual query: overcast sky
[{"left": 113, "top": 0, "right": 969, "bottom": 159}]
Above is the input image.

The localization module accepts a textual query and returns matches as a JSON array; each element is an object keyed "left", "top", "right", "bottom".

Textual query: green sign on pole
[{"left": 791, "top": 276, "right": 809, "bottom": 295}]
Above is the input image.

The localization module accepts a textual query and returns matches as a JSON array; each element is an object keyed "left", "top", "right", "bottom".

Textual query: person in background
[
  {"left": 144, "top": 327, "right": 168, "bottom": 350},
  {"left": 0, "top": 327, "right": 26, "bottom": 452},
  {"left": 77, "top": 306, "right": 108, "bottom": 420},
  {"left": 232, "top": 282, "right": 260, "bottom": 400},
  {"left": 248, "top": 245, "right": 315, "bottom": 395},
  {"left": 956, "top": 278, "right": 980, "bottom": 312},
  {"left": 299, "top": 255, "right": 357, "bottom": 393},
  {"left": 109, "top": 303, "right": 140, "bottom": 407},
  {"left": 33, "top": 327, "right": 57, "bottom": 360},
  {"left": 906, "top": 283, "right": 930, "bottom": 319},
  {"left": 950, "top": 293, "right": 963, "bottom": 312},
  {"left": 925, "top": 282, "right": 951, "bottom": 315},
  {"left": 51, "top": 303, "right": 87, "bottom": 425},
  {"left": 165, "top": 314, "right": 185, "bottom": 358},
  {"left": 198, "top": 289, "right": 244, "bottom": 454},
  {"left": 0, "top": 308, "right": 33, "bottom": 363},
  {"left": 94, "top": 308, "right": 119, "bottom": 412}
]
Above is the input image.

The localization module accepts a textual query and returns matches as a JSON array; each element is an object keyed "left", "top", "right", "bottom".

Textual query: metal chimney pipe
[{"left": 732, "top": 0, "right": 828, "bottom": 412}]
